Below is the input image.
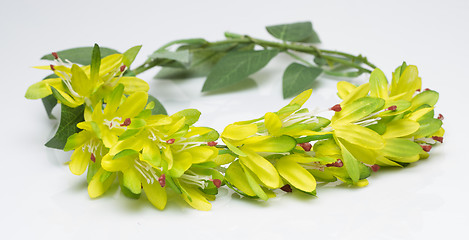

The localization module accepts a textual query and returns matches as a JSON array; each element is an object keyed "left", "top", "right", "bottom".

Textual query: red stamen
[
  {"left": 120, "top": 65, "right": 126, "bottom": 72},
  {"left": 166, "top": 139, "right": 175, "bottom": 144},
  {"left": 52, "top": 52, "right": 58, "bottom": 59},
  {"left": 437, "top": 114, "right": 444, "bottom": 121},
  {"left": 90, "top": 153, "right": 96, "bottom": 163},
  {"left": 280, "top": 184, "right": 293, "bottom": 193},
  {"left": 207, "top": 141, "right": 218, "bottom": 147},
  {"left": 158, "top": 174, "right": 166, "bottom": 187},
  {"left": 330, "top": 104, "right": 342, "bottom": 112},
  {"left": 432, "top": 136, "right": 443, "bottom": 143},
  {"left": 210, "top": 179, "right": 222, "bottom": 188},
  {"left": 421, "top": 145, "right": 432, "bottom": 152},
  {"left": 335, "top": 159, "right": 343, "bottom": 167},
  {"left": 387, "top": 105, "right": 397, "bottom": 111},
  {"left": 120, "top": 118, "right": 131, "bottom": 127},
  {"left": 416, "top": 89, "right": 421, "bottom": 92},
  {"left": 424, "top": 88, "right": 430, "bottom": 91},
  {"left": 326, "top": 159, "right": 343, "bottom": 167},
  {"left": 50, "top": 64, "right": 55, "bottom": 71},
  {"left": 298, "top": 142, "right": 312, "bottom": 152},
  {"left": 371, "top": 164, "right": 380, "bottom": 172}
]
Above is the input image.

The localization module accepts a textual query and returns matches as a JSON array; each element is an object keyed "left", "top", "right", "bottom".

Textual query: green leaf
[
  {"left": 147, "top": 94, "right": 167, "bottom": 115},
  {"left": 266, "top": 21, "right": 320, "bottom": 43},
  {"left": 155, "top": 43, "right": 255, "bottom": 80},
  {"left": 90, "top": 44, "right": 101, "bottom": 82},
  {"left": 123, "top": 45, "right": 142, "bottom": 67},
  {"left": 149, "top": 49, "right": 190, "bottom": 65},
  {"left": 282, "top": 63, "right": 323, "bottom": 98},
  {"left": 45, "top": 104, "right": 85, "bottom": 149},
  {"left": 42, "top": 95, "right": 57, "bottom": 119},
  {"left": 41, "top": 46, "right": 119, "bottom": 65},
  {"left": 202, "top": 49, "right": 279, "bottom": 92}
]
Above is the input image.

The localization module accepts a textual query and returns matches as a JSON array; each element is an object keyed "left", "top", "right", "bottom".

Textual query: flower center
[
  {"left": 179, "top": 170, "right": 212, "bottom": 189},
  {"left": 133, "top": 158, "right": 161, "bottom": 185}
]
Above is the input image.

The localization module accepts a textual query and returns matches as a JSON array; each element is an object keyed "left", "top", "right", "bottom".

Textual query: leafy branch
[{"left": 133, "top": 21, "right": 376, "bottom": 98}]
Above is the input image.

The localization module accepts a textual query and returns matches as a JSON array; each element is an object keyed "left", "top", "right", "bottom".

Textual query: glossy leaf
[
  {"left": 282, "top": 63, "right": 323, "bottom": 98},
  {"left": 45, "top": 104, "right": 85, "bottom": 149},
  {"left": 147, "top": 94, "right": 167, "bottom": 115}
]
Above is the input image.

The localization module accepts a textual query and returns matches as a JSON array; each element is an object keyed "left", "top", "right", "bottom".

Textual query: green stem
[{"left": 132, "top": 32, "right": 376, "bottom": 76}]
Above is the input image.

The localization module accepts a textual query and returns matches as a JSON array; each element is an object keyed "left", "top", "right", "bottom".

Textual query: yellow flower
[{"left": 25, "top": 46, "right": 149, "bottom": 109}]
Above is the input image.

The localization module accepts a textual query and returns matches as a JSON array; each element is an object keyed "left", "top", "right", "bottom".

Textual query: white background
[{"left": 1, "top": 0, "right": 468, "bottom": 239}]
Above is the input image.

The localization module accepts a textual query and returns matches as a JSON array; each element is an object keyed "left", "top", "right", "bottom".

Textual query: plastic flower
[
  {"left": 25, "top": 47, "right": 149, "bottom": 109},
  {"left": 100, "top": 108, "right": 221, "bottom": 210}
]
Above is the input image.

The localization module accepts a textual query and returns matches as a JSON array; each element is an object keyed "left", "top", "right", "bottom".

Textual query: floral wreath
[{"left": 25, "top": 22, "right": 444, "bottom": 211}]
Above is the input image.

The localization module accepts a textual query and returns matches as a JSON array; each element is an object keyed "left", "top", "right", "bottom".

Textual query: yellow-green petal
[
  {"left": 169, "top": 152, "right": 191, "bottom": 177},
  {"left": 276, "top": 158, "right": 316, "bottom": 192},
  {"left": 341, "top": 83, "right": 370, "bottom": 106},
  {"left": 118, "top": 77, "right": 150, "bottom": 94},
  {"left": 369, "top": 68, "right": 389, "bottom": 99},
  {"left": 101, "top": 153, "right": 132, "bottom": 172},
  {"left": 88, "top": 169, "right": 116, "bottom": 198},
  {"left": 222, "top": 123, "right": 257, "bottom": 140},
  {"left": 142, "top": 180, "right": 167, "bottom": 210},
  {"left": 116, "top": 91, "right": 148, "bottom": 118},
  {"left": 122, "top": 168, "right": 142, "bottom": 194},
  {"left": 264, "top": 112, "right": 282, "bottom": 136},
  {"left": 335, "top": 123, "right": 385, "bottom": 149},
  {"left": 180, "top": 183, "right": 212, "bottom": 211},
  {"left": 69, "top": 149, "right": 90, "bottom": 175},
  {"left": 185, "top": 146, "right": 217, "bottom": 164},
  {"left": 71, "top": 64, "right": 94, "bottom": 97},
  {"left": 289, "top": 89, "right": 312, "bottom": 106},
  {"left": 243, "top": 136, "right": 296, "bottom": 153},
  {"left": 337, "top": 81, "right": 356, "bottom": 100},
  {"left": 225, "top": 161, "right": 256, "bottom": 196},
  {"left": 382, "top": 138, "right": 422, "bottom": 158},
  {"left": 239, "top": 149, "right": 280, "bottom": 189},
  {"left": 382, "top": 119, "right": 420, "bottom": 139}
]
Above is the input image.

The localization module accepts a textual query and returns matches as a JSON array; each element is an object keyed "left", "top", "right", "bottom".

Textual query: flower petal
[
  {"left": 239, "top": 148, "right": 281, "bottom": 189},
  {"left": 142, "top": 180, "right": 167, "bottom": 210},
  {"left": 180, "top": 183, "right": 212, "bottom": 211},
  {"left": 116, "top": 91, "right": 148, "bottom": 118},
  {"left": 88, "top": 169, "right": 116, "bottom": 198},
  {"left": 243, "top": 136, "right": 297, "bottom": 153},
  {"left": 369, "top": 68, "right": 389, "bottom": 99},
  {"left": 118, "top": 77, "right": 150, "bottom": 94},
  {"left": 185, "top": 146, "right": 217, "bottom": 164},
  {"left": 276, "top": 158, "right": 316, "bottom": 192},
  {"left": 69, "top": 149, "right": 90, "bottom": 175},
  {"left": 264, "top": 112, "right": 282, "bottom": 136},
  {"left": 225, "top": 161, "right": 256, "bottom": 196},
  {"left": 222, "top": 123, "right": 257, "bottom": 140},
  {"left": 335, "top": 123, "right": 385, "bottom": 149},
  {"left": 383, "top": 119, "right": 420, "bottom": 138},
  {"left": 382, "top": 138, "right": 422, "bottom": 158},
  {"left": 288, "top": 89, "right": 312, "bottom": 106},
  {"left": 168, "top": 151, "right": 192, "bottom": 177},
  {"left": 71, "top": 64, "right": 94, "bottom": 97},
  {"left": 333, "top": 97, "right": 385, "bottom": 124},
  {"left": 337, "top": 81, "right": 356, "bottom": 100}
]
